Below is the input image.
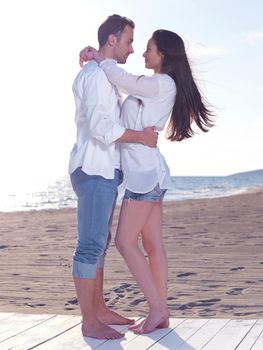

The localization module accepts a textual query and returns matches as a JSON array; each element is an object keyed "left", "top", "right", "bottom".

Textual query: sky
[{"left": 0, "top": 0, "right": 262, "bottom": 185}]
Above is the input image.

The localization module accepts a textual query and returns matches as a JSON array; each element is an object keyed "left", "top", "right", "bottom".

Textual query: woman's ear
[
  {"left": 159, "top": 51, "right": 164, "bottom": 59},
  {"left": 108, "top": 34, "right": 117, "bottom": 47}
]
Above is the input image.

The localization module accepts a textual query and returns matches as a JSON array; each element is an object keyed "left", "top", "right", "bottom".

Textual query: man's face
[{"left": 113, "top": 25, "right": 134, "bottom": 64}]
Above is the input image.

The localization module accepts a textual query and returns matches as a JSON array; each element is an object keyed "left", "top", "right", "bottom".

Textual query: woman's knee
[
  {"left": 142, "top": 237, "right": 162, "bottom": 256},
  {"left": 115, "top": 233, "right": 123, "bottom": 252},
  {"left": 115, "top": 232, "right": 135, "bottom": 255}
]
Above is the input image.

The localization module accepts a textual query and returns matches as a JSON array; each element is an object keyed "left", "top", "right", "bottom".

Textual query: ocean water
[{"left": 0, "top": 170, "right": 262, "bottom": 212}]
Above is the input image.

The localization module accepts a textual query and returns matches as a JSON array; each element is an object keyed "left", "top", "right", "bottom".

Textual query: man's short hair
[{"left": 98, "top": 14, "right": 135, "bottom": 47}]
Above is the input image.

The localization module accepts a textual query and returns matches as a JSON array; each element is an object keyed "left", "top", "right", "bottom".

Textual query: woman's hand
[{"left": 79, "top": 46, "right": 103, "bottom": 67}]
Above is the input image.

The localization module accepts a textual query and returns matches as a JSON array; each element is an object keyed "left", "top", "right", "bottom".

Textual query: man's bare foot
[
  {"left": 82, "top": 320, "right": 124, "bottom": 340},
  {"left": 133, "top": 308, "right": 169, "bottom": 334},
  {"left": 98, "top": 308, "right": 135, "bottom": 325}
]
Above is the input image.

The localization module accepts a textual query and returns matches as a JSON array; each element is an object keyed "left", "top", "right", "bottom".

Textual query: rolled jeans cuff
[
  {"left": 97, "top": 254, "right": 106, "bottom": 269},
  {"left": 72, "top": 259, "right": 97, "bottom": 279}
]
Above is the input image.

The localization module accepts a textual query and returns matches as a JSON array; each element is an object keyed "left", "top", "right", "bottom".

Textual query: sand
[{"left": 0, "top": 189, "right": 263, "bottom": 319}]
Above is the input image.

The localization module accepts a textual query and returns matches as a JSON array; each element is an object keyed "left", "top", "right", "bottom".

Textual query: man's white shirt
[{"left": 69, "top": 61, "right": 125, "bottom": 179}]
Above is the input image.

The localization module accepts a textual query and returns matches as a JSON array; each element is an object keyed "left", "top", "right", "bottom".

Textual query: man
[{"left": 69, "top": 14, "right": 158, "bottom": 340}]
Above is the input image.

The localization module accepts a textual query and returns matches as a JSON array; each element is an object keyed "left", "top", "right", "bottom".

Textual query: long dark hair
[{"left": 152, "top": 30, "right": 214, "bottom": 141}]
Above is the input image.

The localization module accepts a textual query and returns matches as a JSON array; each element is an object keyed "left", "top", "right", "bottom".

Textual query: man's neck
[{"left": 99, "top": 47, "right": 115, "bottom": 60}]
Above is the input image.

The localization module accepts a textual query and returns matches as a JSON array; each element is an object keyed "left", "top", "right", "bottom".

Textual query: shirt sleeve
[
  {"left": 99, "top": 59, "right": 159, "bottom": 98},
  {"left": 87, "top": 104, "right": 125, "bottom": 145},
  {"left": 81, "top": 69, "right": 125, "bottom": 145}
]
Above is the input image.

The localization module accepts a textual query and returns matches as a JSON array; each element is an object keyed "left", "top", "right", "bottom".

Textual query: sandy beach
[{"left": 0, "top": 189, "right": 263, "bottom": 319}]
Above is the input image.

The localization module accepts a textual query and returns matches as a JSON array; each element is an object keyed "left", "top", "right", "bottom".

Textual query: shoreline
[
  {"left": 1, "top": 185, "right": 263, "bottom": 214},
  {"left": 0, "top": 189, "right": 263, "bottom": 318}
]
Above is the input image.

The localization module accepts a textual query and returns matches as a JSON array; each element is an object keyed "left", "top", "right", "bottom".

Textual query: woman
[{"left": 79, "top": 30, "right": 213, "bottom": 334}]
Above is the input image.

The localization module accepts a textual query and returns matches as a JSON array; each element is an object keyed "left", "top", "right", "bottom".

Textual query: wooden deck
[{"left": 0, "top": 313, "right": 263, "bottom": 349}]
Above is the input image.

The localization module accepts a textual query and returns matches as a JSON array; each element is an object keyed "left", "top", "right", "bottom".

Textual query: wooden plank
[
  {"left": 202, "top": 319, "right": 257, "bottom": 350},
  {"left": 34, "top": 323, "right": 106, "bottom": 350},
  {"left": 1, "top": 313, "right": 263, "bottom": 350},
  {"left": 250, "top": 321, "right": 263, "bottom": 350},
  {"left": 0, "top": 313, "right": 55, "bottom": 342},
  {"left": 149, "top": 319, "right": 208, "bottom": 349},
  {"left": 0, "top": 312, "right": 15, "bottom": 321},
  {"left": 35, "top": 317, "right": 143, "bottom": 350},
  {"left": 97, "top": 318, "right": 184, "bottom": 349},
  {"left": 178, "top": 318, "right": 230, "bottom": 350},
  {"left": 236, "top": 320, "right": 263, "bottom": 350},
  {"left": 96, "top": 329, "right": 139, "bottom": 350},
  {"left": 0, "top": 314, "right": 81, "bottom": 350},
  {"left": 94, "top": 317, "right": 144, "bottom": 349},
  {"left": 122, "top": 318, "right": 192, "bottom": 349}
]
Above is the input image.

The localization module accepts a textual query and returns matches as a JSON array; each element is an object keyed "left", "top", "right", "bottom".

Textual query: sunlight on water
[
  {"left": 0, "top": 173, "right": 75, "bottom": 212},
  {"left": 0, "top": 170, "right": 262, "bottom": 212}
]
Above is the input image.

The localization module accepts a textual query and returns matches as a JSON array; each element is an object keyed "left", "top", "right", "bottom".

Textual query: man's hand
[
  {"left": 79, "top": 46, "right": 102, "bottom": 67},
  {"left": 141, "top": 127, "right": 158, "bottom": 147}
]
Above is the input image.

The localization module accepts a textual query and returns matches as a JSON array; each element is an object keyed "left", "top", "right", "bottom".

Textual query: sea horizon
[{"left": 0, "top": 169, "right": 262, "bottom": 213}]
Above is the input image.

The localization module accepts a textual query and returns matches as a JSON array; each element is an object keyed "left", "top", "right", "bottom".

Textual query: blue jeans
[{"left": 70, "top": 167, "right": 122, "bottom": 278}]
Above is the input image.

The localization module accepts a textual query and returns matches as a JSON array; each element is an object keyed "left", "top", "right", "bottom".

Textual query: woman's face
[{"left": 143, "top": 38, "right": 163, "bottom": 73}]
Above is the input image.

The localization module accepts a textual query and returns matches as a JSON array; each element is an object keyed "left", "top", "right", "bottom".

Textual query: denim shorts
[
  {"left": 70, "top": 167, "right": 122, "bottom": 278},
  {"left": 123, "top": 184, "right": 167, "bottom": 202}
]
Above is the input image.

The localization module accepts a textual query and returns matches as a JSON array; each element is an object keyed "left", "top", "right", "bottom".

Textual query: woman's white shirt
[{"left": 100, "top": 59, "right": 176, "bottom": 193}]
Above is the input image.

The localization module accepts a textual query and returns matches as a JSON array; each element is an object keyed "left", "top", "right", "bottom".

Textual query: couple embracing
[{"left": 69, "top": 14, "right": 212, "bottom": 340}]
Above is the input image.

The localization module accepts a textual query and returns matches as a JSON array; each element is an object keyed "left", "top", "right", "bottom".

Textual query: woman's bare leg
[
  {"left": 115, "top": 199, "right": 169, "bottom": 334},
  {"left": 141, "top": 202, "right": 168, "bottom": 306},
  {"left": 130, "top": 201, "right": 169, "bottom": 331}
]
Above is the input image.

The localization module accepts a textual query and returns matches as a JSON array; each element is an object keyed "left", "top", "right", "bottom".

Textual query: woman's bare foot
[
  {"left": 97, "top": 307, "right": 135, "bottom": 325},
  {"left": 82, "top": 319, "right": 124, "bottom": 339},
  {"left": 158, "top": 318, "right": 170, "bottom": 328},
  {"left": 133, "top": 308, "right": 169, "bottom": 334},
  {"left": 130, "top": 316, "right": 169, "bottom": 331},
  {"left": 129, "top": 319, "right": 145, "bottom": 330}
]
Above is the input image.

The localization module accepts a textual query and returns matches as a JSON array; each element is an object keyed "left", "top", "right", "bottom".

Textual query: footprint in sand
[
  {"left": 178, "top": 298, "right": 221, "bottom": 310},
  {"left": 24, "top": 303, "right": 46, "bottom": 308},
  {"left": 177, "top": 272, "right": 197, "bottom": 278},
  {"left": 199, "top": 308, "right": 217, "bottom": 317},
  {"left": 170, "top": 226, "right": 185, "bottom": 229},
  {"left": 130, "top": 299, "right": 145, "bottom": 306},
  {"left": 234, "top": 311, "right": 260, "bottom": 317},
  {"left": 66, "top": 298, "right": 78, "bottom": 305},
  {"left": 208, "top": 284, "right": 221, "bottom": 288},
  {"left": 132, "top": 290, "right": 140, "bottom": 295},
  {"left": 198, "top": 298, "right": 221, "bottom": 306},
  {"left": 227, "top": 288, "right": 244, "bottom": 295},
  {"left": 230, "top": 267, "right": 245, "bottom": 271}
]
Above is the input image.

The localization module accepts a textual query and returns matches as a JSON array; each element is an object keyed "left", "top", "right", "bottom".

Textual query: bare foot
[
  {"left": 158, "top": 318, "right": 170, "bottom": 328},
  {"left": 133, "top": 309, "right": 169, "bottom": 334},
  {"left": 82, "top": 320, "right": 124, "bottom": 340},
  {"left": 98, "top": 308, "right": 135, "bottom": 325},
  {"left": 130, "top": 318, "right": 169, "bottom": 331},
  {"left": 129, "top": 319, "right": 145, "bottom": 330}
]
